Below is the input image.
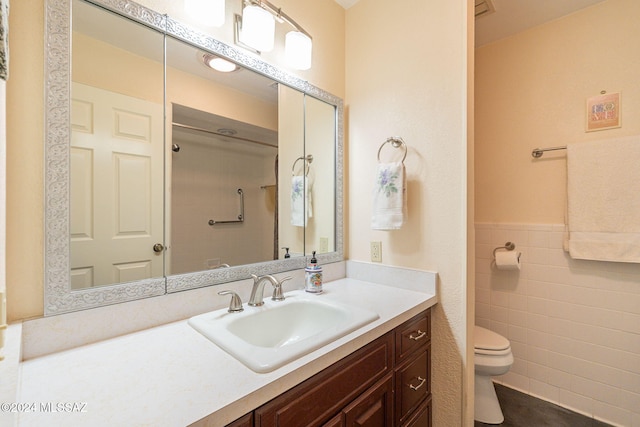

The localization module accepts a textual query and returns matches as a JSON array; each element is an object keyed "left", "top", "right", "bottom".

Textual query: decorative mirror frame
[{"left": 44, "top": 0, "right": 344, "bottom": 315}]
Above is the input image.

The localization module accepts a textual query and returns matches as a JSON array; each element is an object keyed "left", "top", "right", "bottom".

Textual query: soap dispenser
[{"left": 304, "top": 251, "right": 323, "bottom": 293}]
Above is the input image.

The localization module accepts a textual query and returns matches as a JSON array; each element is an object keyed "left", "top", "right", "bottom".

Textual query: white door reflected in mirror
[{"left": 70, "top": 83, "right": 164, "bottom": 288}]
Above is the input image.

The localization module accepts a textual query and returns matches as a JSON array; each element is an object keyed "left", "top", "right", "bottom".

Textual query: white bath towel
[
  {"left": 566, "top": 135, "right": 640, "bottom": 263},
  {"left": 371, "top": 161, "right": 406, "bottom": 230},
  {"left": 291, "top": 175, "right": 312, "bottom": 227}
]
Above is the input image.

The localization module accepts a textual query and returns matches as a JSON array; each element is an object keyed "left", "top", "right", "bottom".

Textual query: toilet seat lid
[{"left": 474, "top": 326, "right": 510, "bottom": 351}]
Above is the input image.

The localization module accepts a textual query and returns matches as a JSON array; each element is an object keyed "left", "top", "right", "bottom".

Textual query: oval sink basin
[{"left": 188, "top": 290, "right": 379, "bottom": 373}]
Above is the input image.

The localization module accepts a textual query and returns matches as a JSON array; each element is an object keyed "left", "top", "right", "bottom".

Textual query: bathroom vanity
[
  {"left": 226, "top": 310, "right": 431, "bottom": 427},
  {"left": 9, "top": 272, "right": 437, "bottom": 427}
]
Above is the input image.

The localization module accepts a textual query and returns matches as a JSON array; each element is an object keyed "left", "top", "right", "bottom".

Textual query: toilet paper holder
[{"left": 493, "top": 241, "right": 516, "bottom": 259}]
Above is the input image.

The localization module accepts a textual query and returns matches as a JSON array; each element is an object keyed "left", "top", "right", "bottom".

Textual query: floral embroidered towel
[
  {"left": 291, "top": 175, "right": 312, "bottom": 227},
  {"left": 371, "top": 162, "right": 406, "bottom": 230},
  {"left": 0, "top": 0, "right": 8, "bottom": 81}
]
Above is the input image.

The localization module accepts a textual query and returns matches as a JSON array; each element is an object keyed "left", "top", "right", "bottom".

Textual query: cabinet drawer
[
  {"left": 395, "top": 310, "right": 430, "bottom": 364},
  {"left": 402, "top": 397, "right": 431, "bottom": 427},
  {"left": 395, "top": 348, "right": 430, "bottom": 424},
  {"left": 343, "top": 373, "right": 393, "bottom": 427},
  {"left": 255, "top": 332, "right": 393, "bottom": 427}
]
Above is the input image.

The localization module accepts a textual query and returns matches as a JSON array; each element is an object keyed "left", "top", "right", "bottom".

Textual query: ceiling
[
  {"left": 474, "top": 0, "right": 606, "bottom": 46},
  {"left": 334, "top": 0, "right": 606, "bottom": 47}
]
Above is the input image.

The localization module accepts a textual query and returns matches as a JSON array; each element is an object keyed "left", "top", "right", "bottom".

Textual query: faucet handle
[
  {"left": 218, "top": 290, "right": 244, "bottom": 313},
  {"left": 271, "top": 276, "right": 292, "bottom": 301}
]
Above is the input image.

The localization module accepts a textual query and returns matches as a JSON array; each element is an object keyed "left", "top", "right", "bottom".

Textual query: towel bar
[{"left": 531, "top": 146, "right": 567, "bottom": 158}]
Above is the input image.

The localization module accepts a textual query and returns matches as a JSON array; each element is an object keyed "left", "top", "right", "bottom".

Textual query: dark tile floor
[{"left": 474, "top": 384, "right": 613, "bottom": 427}]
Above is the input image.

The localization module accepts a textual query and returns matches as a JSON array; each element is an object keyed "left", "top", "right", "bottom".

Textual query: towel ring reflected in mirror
[
  {"left": 377, "top": 136, "right": 407, "bottom": 163},
  {"left": 292, "top": 154, "right": 313, "bottom": 176}
]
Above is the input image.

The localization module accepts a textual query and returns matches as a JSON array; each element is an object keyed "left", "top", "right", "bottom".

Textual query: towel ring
[
  {"left": 377, "top": 137, "right": 407, "bottom": 163},
  {"left": 292, "top": 154, "right": 313, "bottom": 176}
]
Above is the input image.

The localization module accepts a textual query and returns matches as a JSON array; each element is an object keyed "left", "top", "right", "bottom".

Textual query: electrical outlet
[
  {"left": 370, "top": 241, "right": 382, "bottom": 263},
  {"left": 319, "top": 237, "right": 329, "bottom": 253}
]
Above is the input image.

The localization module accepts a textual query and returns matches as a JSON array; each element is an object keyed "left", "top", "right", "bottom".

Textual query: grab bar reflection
[{"left": 208, "top": 188, "right": 244, "bottom": 225}]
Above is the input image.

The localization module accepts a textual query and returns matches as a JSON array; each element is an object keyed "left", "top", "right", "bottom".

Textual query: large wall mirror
[{"left": 44, "top": 0, "right": 343, "bottom": 314}]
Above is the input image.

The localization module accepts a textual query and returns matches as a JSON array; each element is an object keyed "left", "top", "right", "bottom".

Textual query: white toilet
[{"left": 474, "top": 326, "right": 514, "bottom": 424}]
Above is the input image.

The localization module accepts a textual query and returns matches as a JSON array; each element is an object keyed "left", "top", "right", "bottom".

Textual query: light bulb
[
  {"left": 206, "top": 57, "right": 239, "bottom": 73},
  {"left": 285, "top": 31, "right": 312, "bottom": 70},
  {"left": 239, "top": 5, "right": 275, "bottom": 52}
]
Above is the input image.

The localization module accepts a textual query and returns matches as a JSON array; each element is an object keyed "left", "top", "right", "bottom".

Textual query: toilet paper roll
[{"left": 495, "top": 250, "right": 522, "bottom": 270}]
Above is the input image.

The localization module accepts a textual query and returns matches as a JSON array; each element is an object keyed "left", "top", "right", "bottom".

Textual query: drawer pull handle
[
  {"left": 409, "top": 330, "right": 426, "bottom": 341},
  {"left": 409, "top": 376, "right": 426, "bottom": 391}
]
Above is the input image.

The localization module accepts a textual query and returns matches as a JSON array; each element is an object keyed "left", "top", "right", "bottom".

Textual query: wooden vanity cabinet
[{"left": 227, "top": 309, "right": 431, "bottom": 427}]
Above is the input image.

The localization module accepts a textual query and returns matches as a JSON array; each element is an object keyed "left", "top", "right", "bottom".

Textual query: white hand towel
[
  {"left": 567, "top": 135, "right": 640, "bottom": 262},
  {"left": 291, "top": 175, "right": 312, "bottom": 227},
  {"left": 371, "top": 161, "right": 406, "bottom": 230}
]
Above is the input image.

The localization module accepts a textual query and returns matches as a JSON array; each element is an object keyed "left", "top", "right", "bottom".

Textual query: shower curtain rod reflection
[{"left": 172, "top": 122, "right": 278, "bottom": 149}]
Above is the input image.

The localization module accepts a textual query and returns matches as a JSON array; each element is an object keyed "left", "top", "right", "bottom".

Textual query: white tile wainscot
[
  {"left": 476, "top": 223, "right": 640, "bottom": 427},
  {"left": 10, "top": 262, "right": 436, "bottom": 427}
]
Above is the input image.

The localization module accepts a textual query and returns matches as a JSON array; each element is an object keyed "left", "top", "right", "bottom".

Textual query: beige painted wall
[
  {"left": 345, "top": 0, "right": 471, "bottom": 425},
  {"left": 73, "top": 32, "right": 278, "bottom": 131},
  {"left": 6, "top": 0, "right": 44, "bottom": 321},
  {"left": 6, "top": 0, "right": 344, "bottom": 321},
  {"left": 475, "top": 0, "right": 640, "bottom": 224}
]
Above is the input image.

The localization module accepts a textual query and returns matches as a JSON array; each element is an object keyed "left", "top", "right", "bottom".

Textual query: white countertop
[{"left": 16, "top": 277, "right": 436, "bottom": 427}]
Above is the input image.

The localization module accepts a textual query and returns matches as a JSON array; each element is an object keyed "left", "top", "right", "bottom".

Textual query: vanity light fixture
[
  {"left": 184, "top": 0, "right": 226, "bottom": 27},
  {"left": 239, "top": 3, "right": 275, "bottom": 52},
  {"left": 235, "top": 0, "right": 313, "bottom": 70}
]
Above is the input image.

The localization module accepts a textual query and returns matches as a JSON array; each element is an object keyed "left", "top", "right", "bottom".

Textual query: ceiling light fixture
[
  {"left": 201, "top": 53, "right": 240, "bottom": 73},
  {"left": 184, "top": 0, "right": 226, "bottom": 27},
  {"left": 235, "top": 0, "right": 313, "bottom": 70}
]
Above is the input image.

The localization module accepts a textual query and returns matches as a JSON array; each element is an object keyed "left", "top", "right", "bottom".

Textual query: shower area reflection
[{"left": 169, "top": 105, "right": 279, "bottom": 275}]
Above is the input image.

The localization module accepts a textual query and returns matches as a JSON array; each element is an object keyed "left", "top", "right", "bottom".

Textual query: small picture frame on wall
[{"left": 586, "top": 92, "right": 621, "bottom": 132}]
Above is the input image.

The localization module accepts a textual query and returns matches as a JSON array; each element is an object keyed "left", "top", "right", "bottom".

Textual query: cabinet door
[{"left": 343, "top": 374, "right": 393, "bottom": 427}]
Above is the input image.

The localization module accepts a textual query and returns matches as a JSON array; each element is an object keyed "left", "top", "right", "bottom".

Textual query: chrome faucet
[{"left": 248, "top": 274, "right": 291, "bottom": 306}]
